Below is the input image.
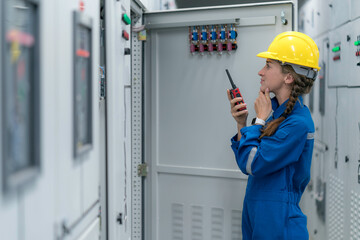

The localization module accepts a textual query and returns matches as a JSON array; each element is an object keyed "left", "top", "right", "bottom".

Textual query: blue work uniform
[{"left": 230, "top": 96, "right": 314, "bottom": 240}]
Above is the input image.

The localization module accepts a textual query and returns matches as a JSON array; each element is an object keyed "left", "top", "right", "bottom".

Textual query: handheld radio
[{"left": 225, "top": 69, "right": 246, "bottom": 111}]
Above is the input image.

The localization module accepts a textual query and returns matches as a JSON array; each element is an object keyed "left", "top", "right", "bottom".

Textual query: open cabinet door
[{"left": 143, "top": 2, "right": 296, "bottom": 239}]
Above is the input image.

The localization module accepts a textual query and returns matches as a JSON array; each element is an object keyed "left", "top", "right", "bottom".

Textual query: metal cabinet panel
[
  {"left": 157, "top": 174, "right": 246, "bottom": 240},
  {"left": 23, "top": 0, "right": 57, "bottom": 236},
  {"left": 104, "top": 0, "right": 130, "bottom": 239},
  {"left": 325, "top": 88, "right": 348, "bottom": 240},
  {"left": 335, "top": 89, "right": 350, "bottom": 180},
  {"left": 299, "top": 0, "right": 332, "bottom": 39},
  {"left": 53, "top": 0, "right": 100, "bottom": 238},
  {"left": 130, "top": 3, "right": 145, "bottom": 239},
  {"left": 312, "top": 37, "right": 322, "bottom": 139},
  {"left": 351, "top": 0, "right": 360, "bottom": 20},
  {"left": 0, "top": 197, "right": 19, "bottom": 240},
  {"left": 315, "top": 0, "right": 332, "bottom": 36},
  {"left": 329, "top": 0, "right": 351, "bottom": 29},
  {"left": 299, "top": 0, "right": 318, "bottom": 38},
  {"left": 302, "top": 37, "right": 328, "bottom": 240},
  {"left": 76, "top": 217, "right": 100, "bottom": 240},
  {"left": 328, "top": 24, "right": 351, "bottom": 87},
  {"left": 54, "top": 0, "right": 82, "bottom": 234},
  {"left": 144, "top": 2, "right": 294, "bottom": 239},
  {"left": 349, "top": 18, "right": 360, "bottom": 87},
  {"left": 81, "top": 0, "right": 100, "bottom": 216},
  {"left": 321, "top": 87, "right": 336, "bottom": 240},
  {"left": 123, "top": 86, "right": 132, "bottom": 238},
  {"left": 326, "top": 88, "right": 352, "bottom": 240},
  {"left": 314, "top": 36, "right": 329, "bottom": 138},
  {"left": 301, "top": 146, "right": 327, "bottom": 240},
  {"left": 347, "top": 88, "right": 360, "bottom": 240}
]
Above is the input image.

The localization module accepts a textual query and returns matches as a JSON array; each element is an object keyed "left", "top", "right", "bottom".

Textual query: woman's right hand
[{"left": 227, "top": 89, "right": 248, "bottom": 126}]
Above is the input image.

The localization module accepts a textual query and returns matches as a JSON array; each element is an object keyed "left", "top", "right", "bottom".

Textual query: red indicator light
[
  {"left": 76, "top": 49, "right": 90, "bottom": 58},
  {"left": 333, "top": 55, "right": 340, "bottom": 61},
  {"left": 122, "top": 30, "right": 129, "bottom": 40},
  {"left": 79, "top": 0, "right": 85, "bottom": 11},
  {"left": 356, "top": 51, "right": 360, "bottom": 56}
]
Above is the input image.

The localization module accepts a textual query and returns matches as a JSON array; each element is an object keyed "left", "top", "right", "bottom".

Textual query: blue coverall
[{"left": 231, "top": 96, "right": 314, "bottom": 240}]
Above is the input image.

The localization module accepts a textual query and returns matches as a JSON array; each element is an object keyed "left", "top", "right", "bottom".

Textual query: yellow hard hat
[{"left": 257, "top": 31, "right": 320, "bottom": 71}]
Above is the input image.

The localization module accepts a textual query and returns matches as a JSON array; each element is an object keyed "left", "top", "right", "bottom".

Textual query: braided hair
[{"left": 259, "top": 64, "right": 315, "bottom": 139}]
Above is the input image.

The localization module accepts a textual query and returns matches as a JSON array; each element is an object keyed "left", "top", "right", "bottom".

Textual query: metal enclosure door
[
  {"left": 144, "top": 2, "right": 295, "bottom": 239},
  {"left": 104, "top": 0, "right": 132, "bottom": 239}
]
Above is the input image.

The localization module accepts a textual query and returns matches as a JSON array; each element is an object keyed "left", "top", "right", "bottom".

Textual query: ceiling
[{"left": 174, "top": 0, "right": 307, "bottom": 9}]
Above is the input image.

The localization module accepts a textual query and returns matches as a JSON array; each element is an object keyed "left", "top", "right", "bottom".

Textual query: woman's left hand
[{"left": 254, "top": 88, "right": 272, "bottom": 120}]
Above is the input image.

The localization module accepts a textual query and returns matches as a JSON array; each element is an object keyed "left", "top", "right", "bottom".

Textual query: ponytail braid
[{"left": 259, "top": 65, "right": 315, "bottom": 138}]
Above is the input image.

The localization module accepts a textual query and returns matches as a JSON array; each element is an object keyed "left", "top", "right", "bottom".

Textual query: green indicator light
[
  {"left": 332, "top": 46, "right": 340, "bottom": 52},
  {"left": 355, "top": 41, "right": 360, "bottom": 46},
  {"left": 122, "top": 13, "right": 131, "bottom": 25}
]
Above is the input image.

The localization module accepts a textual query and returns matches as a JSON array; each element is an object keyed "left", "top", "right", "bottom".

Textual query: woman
[{"left": 227, "top": 31, "right": 319, "bottom": 239}]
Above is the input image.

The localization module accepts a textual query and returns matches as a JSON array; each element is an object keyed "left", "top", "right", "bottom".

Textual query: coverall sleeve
[{"left": 231, "top": 121, "right": 308, "bottom": 177}]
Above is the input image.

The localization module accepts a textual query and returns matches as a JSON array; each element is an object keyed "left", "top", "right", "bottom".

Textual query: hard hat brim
[
  {"left": 256, "top": 51, "right": 278, "bottom": 60},
  {"left": 256, "top": 51, "right": 321, "bottom": 70}
]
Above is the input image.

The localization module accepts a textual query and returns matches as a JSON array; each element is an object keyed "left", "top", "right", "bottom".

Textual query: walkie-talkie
[{"left": 225, "top": 69, "right": 246, "bottom": 111}]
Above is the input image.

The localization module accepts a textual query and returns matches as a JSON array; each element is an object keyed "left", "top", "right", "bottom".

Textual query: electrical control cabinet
[
  {"left": 0, "top": 0, "right": 101, "bottom": 239},
  {"left": 301, "top": 1, "right": 360, "bottom": 239},
  {"left": 7, "top": 0, "right": 360, "bottom": 239},
  {"left": 318, "top": 83, "right": 360, "bottom": 240},
  {"left": 104, "top": 0, "right": 133, "bottom": 239},
  {"left": 143, "top": 2, "right": 295, "bottom": 239}
]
